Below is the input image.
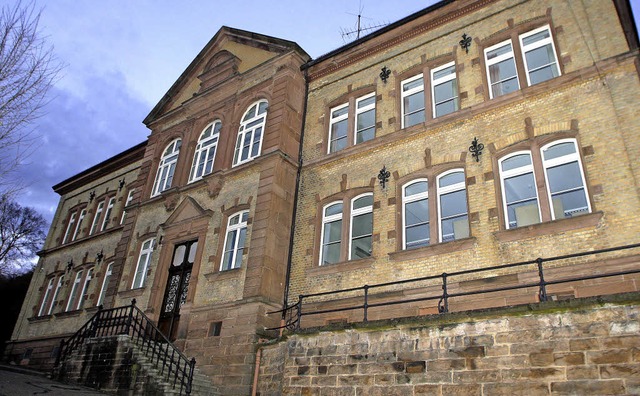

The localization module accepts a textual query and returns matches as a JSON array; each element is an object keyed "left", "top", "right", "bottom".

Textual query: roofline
[
  {"left": 301, "top": 0, "right": 454, "bottom": 70},
  {"left": 143, "top": 26, "right": 310, "bottom": 126},
  {"left": 53, "top": 141, "right": 148, "bottom": 195}
]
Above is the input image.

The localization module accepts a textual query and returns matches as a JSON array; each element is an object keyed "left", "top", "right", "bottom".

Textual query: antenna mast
[{"left": 339, "top": 2, "right": 388, "bottom": 43}]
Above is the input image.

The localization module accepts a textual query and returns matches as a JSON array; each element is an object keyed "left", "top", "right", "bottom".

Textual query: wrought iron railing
[
  {"left": 269, "top": 242, "right": 640, "bottom": 331},
  {"left": 55, "top": 299, "right": 195, "bottom": 395}
]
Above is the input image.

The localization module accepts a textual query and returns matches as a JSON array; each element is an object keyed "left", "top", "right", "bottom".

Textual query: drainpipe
[
  {"left": 281, "top": 67, "right": 309, "bottom": 322},
  {"left": 251, "top": 345, "right": 263, "bottom": 396}
]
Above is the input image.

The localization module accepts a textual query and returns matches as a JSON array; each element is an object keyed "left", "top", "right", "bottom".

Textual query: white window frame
[
  {"left": 132, "top": 238, "right": 155, "bottom": 289},
  {"left": 120, "top": 190, "right": 135, "bottom": 225},
  {"left": 152, "top": 139, "right": 182, "bottom": 197},
  {"left": 431, "top": 62, "right": 458, "bottom": 118},
  {"left": 48, "top": 275, "right": 64, "bottom": 315},
  {"left": 72, "top": 209, "right": 86, "bottom": 241},
  {"left": 402, "top": 179, "right": 430, "bottom": 250},
  {"left": 401, "top": 74, "right": 425, "bottom": 129},
  {"left": 499, "top": 151, "right": 542, "bottom": 229},
  {"left": 519, "top": 25, "right": 561, "bottom": 87},
  {"left": 319, "top": 201, "right": 343, "bottom": 265},
  {"left": 189, "top": 121, "right": 221, "bottom": 182},
  {"left": 348, "top": 193, "right": 373, "bottom": 260},
  {"left": 233, "top": 100, "right": 268, "bottom": 166},
  {"left": 101, "top": 197, "right": 116, "bottom": 232},
  {"left": 220, "top": 211, "right": 249, "bottom": 271},
  {"left": 328, "top": 102, "right": 349, "bottom": 154},
  {"left": 76, "top": 268, "right": 93, "bottom": 310},
  {"left": 436, "top": 169, "right": 468, "bottom": 242},
  {"left": 97, "top": 262, "right": 113, "bottom": 307},
  {"left": 541, "top": 139, "right": 590, "bottom": 220},
  {"left": 62, "top": 211, "right": 77, "bottom": 244},
  {"left": 354, "top": 93, "right": 376, "bottom": 145},
  {"left": 38, "top": 278, "right": 55, "bottom": 316},
  {"left": 89, "top": 200, "right": 105, "bottom": 235},
  {"left": 66, "top": 270, "right": 83, "bottom": 312},
  {"left": 485, "top": 39, "right": 519, "bottom": 99}
]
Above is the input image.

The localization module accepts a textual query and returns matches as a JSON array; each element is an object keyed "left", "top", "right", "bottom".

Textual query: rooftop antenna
[{"left": 340, "top": 1, "right": 388, "bottom": 43}]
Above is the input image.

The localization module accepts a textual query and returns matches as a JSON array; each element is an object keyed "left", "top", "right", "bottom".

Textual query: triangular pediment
[
  {"left": 163, "top": 196, "right": 211, "bottom": 227},
  {"left": 144, "top": 26, "right": 309, "bottom": 125}
]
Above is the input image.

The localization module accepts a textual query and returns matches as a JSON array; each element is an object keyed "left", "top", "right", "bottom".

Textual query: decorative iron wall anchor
[
  {"left": 96, "top": 249, "right": 104, "bottom": 263},
  {"left": 89, "top": 191, "right": 96, "bottom": 202},
  {"left": 469, "top": 137, "right": 484, "bottom": 162},
  {"left": 380, "top": 66, "right": 391, "bottom": 83},
  {"left": 459, "top": 33, "right": 472, "bottom": 54},
  {"left": 119, "top": 178, "right": 126, "bottom": 190},
  {"left": 378, "top": 166, "right": 391, "bottom": 188}
]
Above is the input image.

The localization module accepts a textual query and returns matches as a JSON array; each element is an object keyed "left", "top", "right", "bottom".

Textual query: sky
[{"left": 5, "top": 0, "right": 640, "bottom": 225}]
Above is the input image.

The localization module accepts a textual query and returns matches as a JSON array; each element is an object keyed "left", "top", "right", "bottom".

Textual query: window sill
[
  {"left": 118, "top": 287, "right": 146, "bottom": 299},
  {"left": 493, "top": 211, "right": 603, "bottom": 243},
  {"left": 55, "top": 310, "right": 82, "bottom": 318},
  {"left": 28, "top": 315, "right": 53, "bottom": 323},
  {"left": 388, "top": 237, "right": 476, "bottom": 261},
  {"left": 204, "top": 267, "right": 243, "bottom": 281},
  {"left": 306, "top": 257, "right": 375, "bottom": 277}
]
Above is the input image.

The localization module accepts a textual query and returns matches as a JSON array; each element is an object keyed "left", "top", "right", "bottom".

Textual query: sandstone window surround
[
  {"left": 61, "top": 210, "right": 77, "bottom": 244},
  {"left": 38, "top": 273, "right": 66, "bottom": 316},
  {"left": 327, "top": 92, "right": 376, "bottom": 154},
  {"left": 189, "top": 120, "right": 221, "bottom": 183},
  {"left": 401, "top": 169, "right": 470, "bottom": 250},
  {"left": 484, "top": 24, "right": 561, "bottom": 99},
  {"left": 498, "top": 138, "right": 590, "bottom": 230},
  {"left": 65, "top": 269, "right": 84, "bottom": 312},
  {"left": 151, "top": 138, "right": 182, "bottom": 197},
  {"left": 120, "top": 189, "right": 135, "bottom": 225},
  {"left": 61, "top": 204, "right": 88, "bottom": 244},
  {"left": 37, "top": 277, "right": 55, "bottom": 317},
  {"left": 100, "top": 196, "right": 116, "bottom": 232},
  {"left": 97, "top": 262, "right": 113, "bottom": 307},
  {"left": 319, "top": 192, "right": 373, "bottom": 266},
  {"left": 132, "top": 238, "right": 155, "bottom": 289},
  {"left": 220, "top": 210, "right": 248, "bottom": 271},
  {"left": 49, "top": 274, "right": 65, "bottom": 315},
  {"left": 400, "top": 60, "right": 460, "bottom": 129},
  {"left": 233, "top": 100, "right": 268, "bottom": 167},
  {"left": 76, "top": 267, "right": 94, "bottom": 310},
  {"left": 89, "top": 200, "right": 105, "bottom": 235}
]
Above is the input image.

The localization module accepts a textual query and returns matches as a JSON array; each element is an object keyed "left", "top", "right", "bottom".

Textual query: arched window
[
  {"left": 38, "top": 278, "right": 55, "bottom": 317},
  {"left": 402, "top": 179, "right": 430, "bottom": 249},
  {"left": 437, "top": 170, "right": 469, "bottom": 242},
  {"left": 499, "top": 151, "right": 541, "bottom": 229},
  {"left": 66, "top": 270, "right": 83, "bottom": 312},
  {"left": 320, "top": 202, "right": 343, "bottom": 265},
  {"left": 152, "top": 139, "right": 182, "bottom": 196},
  {"left": 49, "top": 275, "right": 64, "bottom": 315},
  {"left": 220, "top": 211, "right": 248, "bottom": 271},
  {"left": 97, "top": 262, "right": 113, "bottom": 307},
  {"left": 77, "top": 268, "right": 94, "bottom": 309},
  {"left": 349, "top": 194, "right": 373, "bottom": 260},
  {"left": 189, "top": 121, "right": 221, "bottom": 182},
  {"left": 233, "top": 100, "right": 268, "bottom": 166},
  {"left": 541, "top": 139, "right": 590, "bottom": 220},
  {"left": 132, "top": 239, "right": 155, "bottom": 288}
]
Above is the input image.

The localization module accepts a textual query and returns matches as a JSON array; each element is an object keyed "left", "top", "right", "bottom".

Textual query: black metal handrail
[
  {"left": 55, "top": 299, "right": 196, "bottom": 395},
  {"left": 268, "top": 242, "right": 640, "bottom": 331}
]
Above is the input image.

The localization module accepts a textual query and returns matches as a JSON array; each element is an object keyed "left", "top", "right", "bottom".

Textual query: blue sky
[{"left": 6, "top": 0, "right": 640, "bottom": 224}]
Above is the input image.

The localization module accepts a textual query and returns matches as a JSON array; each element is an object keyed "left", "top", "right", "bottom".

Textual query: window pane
[
  {"left": 351, "top": 236, "right": 372, "bottom": 258},
  {"left": 188, "top": 241, "right": 198, "bottom": 263},
  {"left": 325, "top": 203, "right": 343, "bottom": 217},
  {"left": 405, "top": 199, "right": 429, "bottom": 226},
  {"left": 234, "top": 228, "right": 246, "bottom": 268},
  {"left": 172, "top": 245, "right": 186, "bottom": 266},
  {"left": 353, "top": 195, "right": 373, "bottom": 210},
  {"left": 352, "top": 212, "right": 372, "bottom": 238},
  {"left": 323, "top": 220, "right": 342, "bottom": 243},
  {"left": 405, "top": 181, "right": 428, "bottom": 196},
  {"left": 357, "top": 96, "right": 375, "bottom": 108},
  {"left": 433, "top": 65, "right": 455, "bottom": 80},
  {"left": 404, "top": 91, "right": 425, "bottom": 114},
  {"left": 356, "top": 109, "right": 375, "bottom": 137},
  {"left": 403, "top": 77, "right": 423, "bottom": 92},
  {"left": 504, "top": 172, "right": 537, "bottom": 203},
  {"left": 356, "top": 127, "right": 375, "bottom": 144},
  {"left": 332, "top": 106, "right": 349, "bottom": 118},
  {"left": 551, "top": 189, "right": 589, "bottom": 219},
  {"left": 487, "top": 43, "right": 512, "bottom": 59},
  {"left": 440, "top": 190, "right": 467, "bottom": 218},
  {"left": 406, "top": 224, "right": 429, "bottom": 249},
  {"left": 224, "top": 229, "right": 237, "bottom": 252},
  {"left": 439, "top": 172, "right": 465, "bottom": 188},
  {"left": 441, "top": 214, "right": 469, "bottom": 242},
  {"left": 434, "top": 80, "right": 458, "bottom": 117},
  {"left": 501, "top": 154, "right": 532, "bottom": 172},
  {"left": 526, "top": 47, "right": 559, "bottom": 85},
  {"left": 507, "top": 200, "right": 540, "bottom": 228},
  {"left": 547, "top": 162, "right": 584, "bottom": 193},
  {"left": 330, "top": 119, "right": 348, "bottom": 152},
  {"left": 322, "top": 243, "right": 341, "bottom": 265},
  {"left": 543, "top": 142, "right": 576, "bottom": 160},
  {"left": 489, "top": 59, "right": 518, "bottom": 95}
]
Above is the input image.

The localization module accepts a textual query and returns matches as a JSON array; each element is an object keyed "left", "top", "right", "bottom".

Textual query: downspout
[
  {"left": 251, "top": 345, "right": 263, "bottom": 396},
  {"left": 281, "top": 67, "right": 309, "bottom": 326}
]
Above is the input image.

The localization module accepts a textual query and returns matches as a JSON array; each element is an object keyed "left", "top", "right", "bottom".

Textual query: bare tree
[
  {"left": 0, "top": 195, "right": 47, "bottom": 276},
  {"left": 0, "top": 0, "right": 61, "bottom": 191}
]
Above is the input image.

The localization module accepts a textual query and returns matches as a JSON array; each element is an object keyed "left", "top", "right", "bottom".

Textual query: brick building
[{"left": 5, "top": 0, "right": 640, "bottom": 395}]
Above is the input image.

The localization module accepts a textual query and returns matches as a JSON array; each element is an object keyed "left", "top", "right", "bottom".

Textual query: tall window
[
  {"left": 189, "top": 121, "right": 221, "bottom": 182},
  {"left": 38, "top": 278, "right": 55, "bottom": 316},
  {"left": 320, "top": 202, "right": 343, "bottom": 265},
  {"left": 541, "top": 139, "right": 590, "bottom": 220},
  {"left": 233, "top": 100, "right": 268, "bottom": 166},
  {"left": 72, "top": 209, "right": 86, "bottom": 241},
  {"left": 152, "top": 139, "right": 182, "bottom": 197},
  {"left": 89, "top": 200, "right": 105, "bottom": 235},
  {"left": 77, "top": 268, "right": 93, "bottom": 309},
  {"left": 500, "top": 152, "right": 541, "bottom": 229},
  {"left": 62, "top": 212, "right": 77, "bottom": 244},
  {"left": 520, "top": 25, "right": 560, "bottom": 86},
  {"left": 431, "top": 62, "right": 459, "bottom": 118},
  {"left": 120, "top": 190, "right": 135, "bottom": 225},
  {"left": 220, "top": 211, "right": 248, "bottom": 271},
  {"left": 485, "top": 25, "right": 560, "bottom": 99},
  {"left": 349, "top": 194, "right": 373, "bottom": 260},
  {"left": 97, "top": 262, "right": 113, "bottom": 307},
  {"left": 49, "top": 275, "right": 64, "bottom": 315},
  {"left": 132, "top": 239, "right": 155, "bottom": 288},
  {"left": 101, "top": 197, "right": 116, "bottom": 232},
  {"left": 401, "top": 74, "right": 425, "bottom": 128},
  {"left": 66, "top": 270, "right": 83, "bottom": 311},
  {"left": 327, "top": 93, "right": 376, "bottom": 154},
  {"left": 437, "top": 170, "right": 469, "bottom": 242},
  {"left": 355, "top": 94, "right": 376, "bottom": 145},
  {"left": 402, "top": 180, "right": 430, "bottom": 249}
]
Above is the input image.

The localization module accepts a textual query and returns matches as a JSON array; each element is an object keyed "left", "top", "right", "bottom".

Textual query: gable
[{"left": 162, "top": 196, "right": 211, "bottom": 228}]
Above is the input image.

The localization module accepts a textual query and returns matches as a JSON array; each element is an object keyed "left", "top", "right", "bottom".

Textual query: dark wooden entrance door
[{"left": 158, "top": 240, "right": 197, "bottom": 341}]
